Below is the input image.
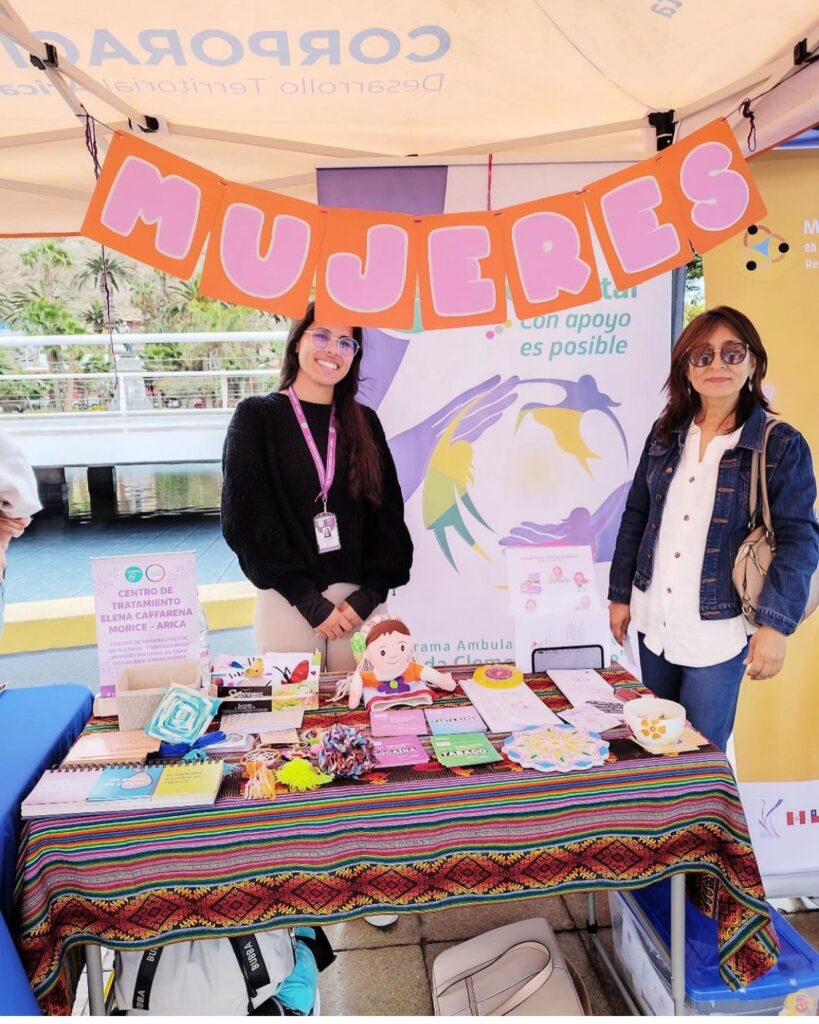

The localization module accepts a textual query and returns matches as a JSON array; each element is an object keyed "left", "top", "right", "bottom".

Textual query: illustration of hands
[{"left": 389, "top": 375, "right": 519, "bottom": 502}]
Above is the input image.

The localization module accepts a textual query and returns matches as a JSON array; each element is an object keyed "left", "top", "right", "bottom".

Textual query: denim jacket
[{"left": 608, "top": 403, "right": 819, "bottom": 635}]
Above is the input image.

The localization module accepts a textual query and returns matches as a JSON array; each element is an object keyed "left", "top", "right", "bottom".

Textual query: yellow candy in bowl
[{"left": 623, "top": 697, "right": 686, "bottom": 751}]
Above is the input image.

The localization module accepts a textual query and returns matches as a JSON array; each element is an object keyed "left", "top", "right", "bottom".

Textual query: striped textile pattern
[{"left": 13, "top": 669, "right": 777, "bottom": 1013}]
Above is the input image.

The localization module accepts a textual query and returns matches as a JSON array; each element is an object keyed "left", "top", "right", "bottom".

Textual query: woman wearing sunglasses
[
  {"left": 221, "top": 303, "right": 413, "bottom": 671},
  {"left": 608, "top": 306, "right": 818, "bottom": 749}
]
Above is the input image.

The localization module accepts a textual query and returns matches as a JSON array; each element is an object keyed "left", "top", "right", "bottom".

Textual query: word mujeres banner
[{"left": 82, "top": 119, "right": 764, "bottom": 329}]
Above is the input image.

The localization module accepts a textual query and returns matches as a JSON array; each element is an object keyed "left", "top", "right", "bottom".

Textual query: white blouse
[{"left": 631, "top": 422, "right": 750, "bottom": 667}]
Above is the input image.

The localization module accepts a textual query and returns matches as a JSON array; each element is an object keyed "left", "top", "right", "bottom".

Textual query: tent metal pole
[
  {"left": 423, "top": 116, "right": 646, "bottom": 157},
  {"left": 167, "top": 123, "right": 389, "bottom": 159},
  {"left": 0, "top": 0, "right": 155, "bottom": 132}
]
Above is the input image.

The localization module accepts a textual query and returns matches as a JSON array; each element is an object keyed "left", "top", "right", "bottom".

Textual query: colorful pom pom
[{"left": 317, "top": 723, "right": 376, "bottom": 778}]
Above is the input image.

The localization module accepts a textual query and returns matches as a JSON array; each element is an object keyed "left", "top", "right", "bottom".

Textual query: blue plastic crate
[{"left": 629, "top": 878, "right": 819, "bottom": 1010}]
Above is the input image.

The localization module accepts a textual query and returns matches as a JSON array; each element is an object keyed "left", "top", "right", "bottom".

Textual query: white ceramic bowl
[{"left": 623, "top": 697, "right": 686, "bottom": 750}]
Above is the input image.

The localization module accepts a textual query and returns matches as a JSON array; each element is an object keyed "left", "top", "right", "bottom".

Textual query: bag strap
[
  {"left": 229, "top": 934, "right": 272, "bottom": 1012},
  {"left": 749, "top": 418, "right": 777, "bottom": 536},
  {"left": 435, "top": 939, "right": 554, "bottom": 1016},
  {"left": 131, "top": 947, "right": 164, "bottom": 1011}
]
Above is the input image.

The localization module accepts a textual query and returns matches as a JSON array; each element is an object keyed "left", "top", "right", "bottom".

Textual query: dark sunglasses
[{"left": 687, "top": 342, "right": 748, "bottom": 368}]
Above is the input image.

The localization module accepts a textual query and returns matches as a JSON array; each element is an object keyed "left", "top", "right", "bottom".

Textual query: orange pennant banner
[
  {"left": 417, "top": 212, "right": 507, "bottom": 330},
  {"left": 502, "top": 191, "right": 601, "bottom": 318},
  {"left": 583, "top": 156, "right": 691, "bottom": 292},
  {"left": 80, "top": 120, "right": 767, "bottom": 330},
  {"left": 200, "top": 184, "right": 325, "bottom": 317},
  {"left": 315, "top": 208, "right": 420, "bottom": 329},
  {"left": 661, "top": 119, "right": 767, "bottom": 254},
  {"left": 81, "top": 133, "right": 223, "bottom": 280}
]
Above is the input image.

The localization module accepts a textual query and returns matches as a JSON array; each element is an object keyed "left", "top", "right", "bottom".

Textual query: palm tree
[
  {"left": 0, "top": 293, "right": 84, "bottom": 411},
  {"left": 81, "top": 298, "right": 123, "bottom": 334},
  {"left": 73, "top": 252, "right": 136, "bottom": 333},
  {"left": 19, "top": 241, "right": 72, "bottom": 299}
]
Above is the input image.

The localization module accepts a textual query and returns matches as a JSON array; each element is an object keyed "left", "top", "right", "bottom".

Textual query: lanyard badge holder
[{"left": 287, "top": 388, "right": 341, "bottom": 554}]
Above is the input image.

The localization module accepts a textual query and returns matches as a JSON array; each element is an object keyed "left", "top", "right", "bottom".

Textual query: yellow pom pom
[{"left": 275, "top": 758, "right": 333, "bottom": 792}]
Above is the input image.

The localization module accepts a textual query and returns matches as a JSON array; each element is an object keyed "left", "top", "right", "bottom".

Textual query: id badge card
[{"left": 314, "top": 512, "right": 341, "bottom": 553}]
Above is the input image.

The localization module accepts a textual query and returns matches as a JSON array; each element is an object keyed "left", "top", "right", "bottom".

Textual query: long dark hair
[
  {"left": 278, "top": 303, "right": 384, "bottom": 505},
  {"left": 655, "top": 305, "right": 772, "bottom": 446}
]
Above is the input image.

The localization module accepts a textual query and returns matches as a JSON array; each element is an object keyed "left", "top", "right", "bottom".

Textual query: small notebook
[
  {"left": 21, "top": 768, "right": 103, "bottom": 817},
  {"left": 21, "top": 761, "right": 225, "bottom": 818},
  {"left": 62, "top": 730, "right": 161, "bottom": 766},
  {"left": 87, "top": 765, "right": 163, "bottom": 803},
  {"left": 152, "top": 761, "right": 224, "bottom": 806}
]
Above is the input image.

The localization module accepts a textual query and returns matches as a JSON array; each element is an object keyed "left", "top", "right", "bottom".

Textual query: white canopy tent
[{"left": 0, "top": 0, "right": 818, "bottom": 236}]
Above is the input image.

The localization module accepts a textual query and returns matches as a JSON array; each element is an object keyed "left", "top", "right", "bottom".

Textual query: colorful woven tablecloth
[{"left": 13, "top": 668, "right": 777, "bottom": 1014}]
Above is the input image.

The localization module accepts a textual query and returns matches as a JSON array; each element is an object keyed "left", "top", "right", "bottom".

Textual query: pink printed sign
[{"left": 91, "top": 551, "right": 200, "bottom": 696}]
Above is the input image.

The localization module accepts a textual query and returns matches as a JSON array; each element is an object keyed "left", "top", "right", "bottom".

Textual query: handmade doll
[{"left": 335, "top": 617, "right": 457, "bottom": 710}]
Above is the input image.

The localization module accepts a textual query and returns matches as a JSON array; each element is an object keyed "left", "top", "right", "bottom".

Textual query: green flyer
[{"left": 429, "top": 732, "right": 502, "bottom": 767}]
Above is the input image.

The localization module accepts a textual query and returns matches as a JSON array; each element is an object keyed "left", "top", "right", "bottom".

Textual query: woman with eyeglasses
[
  {"left": 608, "top": 306, "right": 818, "bottom": 749},
  {"left": 221, "top": 303, "right": 413, "bottom": 671}
]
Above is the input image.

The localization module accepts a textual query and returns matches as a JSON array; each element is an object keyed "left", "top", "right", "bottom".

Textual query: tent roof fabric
[{"left": 1, "top": 1, "right": 818, "bottom": 235}]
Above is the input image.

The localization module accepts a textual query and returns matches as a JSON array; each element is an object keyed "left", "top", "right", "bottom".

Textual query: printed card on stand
[
  {"left": 506, "top": 545, "right": 599, "bottom": 616},
  {"left": 210, "top": 652, "right": 321, "bottom": 708},
  {"left": 371, "top": 735, "right": 430, "bottom": 768},
  {"left": 425, "top": 705, "right": 487, "bottom": 735},
  {"left": 370, "top": 706, "right": 428, "bottom": 737}
]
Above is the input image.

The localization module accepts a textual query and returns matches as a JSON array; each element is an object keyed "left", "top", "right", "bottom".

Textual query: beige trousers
[{"left": 255, "top": 583, "right": 386, "bottom": 672}]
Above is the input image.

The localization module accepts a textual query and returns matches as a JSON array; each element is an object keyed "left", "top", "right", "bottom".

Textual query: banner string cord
[
  {"left": 739, "top": 100, "right": 757, "bottom": 153},
  {"left": 730, "top": 45, "right": 818, "bottom": 154},
  {"left": 486, "top": 153, "right": 494, "bottom": 211}
]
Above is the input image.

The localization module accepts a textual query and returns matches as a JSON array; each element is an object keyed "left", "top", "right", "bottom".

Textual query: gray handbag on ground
[
  {"left": 431, "top": 917, "right": 587, "bottom": 1016},
  {"left": 733, "top": 419, "right": 819, "bottom": 625}
]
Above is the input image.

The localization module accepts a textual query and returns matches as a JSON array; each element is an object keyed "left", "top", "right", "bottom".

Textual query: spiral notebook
[{"left": 21, "top": 760, "right": 224, "bottom": 819}]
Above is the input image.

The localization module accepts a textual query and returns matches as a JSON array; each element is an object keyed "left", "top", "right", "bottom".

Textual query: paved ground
[
  {"left": 5, "top": 514, "right": 241, "bottom": 603},
  {"left": 69, "top": 894, "right": 819, "bottom": 1016}
]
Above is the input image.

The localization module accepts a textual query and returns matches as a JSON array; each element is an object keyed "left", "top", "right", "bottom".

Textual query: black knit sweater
[{"left": 221, "top": 392, "right": 413, "bottom": 628}]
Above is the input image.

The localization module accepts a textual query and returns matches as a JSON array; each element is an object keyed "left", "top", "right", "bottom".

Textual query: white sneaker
[{"left": 364, "top": 914, "right": 398, "bottom": 927}]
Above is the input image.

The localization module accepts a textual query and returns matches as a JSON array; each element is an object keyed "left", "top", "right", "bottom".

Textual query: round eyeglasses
[
  {"left": 305, "top": 328, "right": 359, "bottom": 359},
  {"left": 687, "top": 342, "right": 748, "bottom": 368}
]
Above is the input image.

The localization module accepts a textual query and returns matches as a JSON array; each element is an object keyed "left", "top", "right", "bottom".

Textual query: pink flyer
[
  {"left": 371, "top": 735, "right": 430, "bottom": 768},
  {"left": 370, "top": 706, "right": 428, "bottom": 737}
]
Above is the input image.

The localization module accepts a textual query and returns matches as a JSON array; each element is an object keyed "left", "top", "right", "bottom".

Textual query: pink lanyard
[{"left": 286, "top": 387, "right": 337, "bottom": 511}]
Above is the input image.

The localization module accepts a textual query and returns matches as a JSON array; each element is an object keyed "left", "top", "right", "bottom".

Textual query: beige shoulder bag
[{"left": 733, "top": 419, "right": 819, "bottom": 625}]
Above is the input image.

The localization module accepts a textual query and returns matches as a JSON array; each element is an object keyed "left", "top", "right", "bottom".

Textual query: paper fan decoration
[
  {"left": 502, "top": 724, "right": 609, "bottom": 773},
  {"left": 472, "top": 664, "right": 525, "bottom": 689}
]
